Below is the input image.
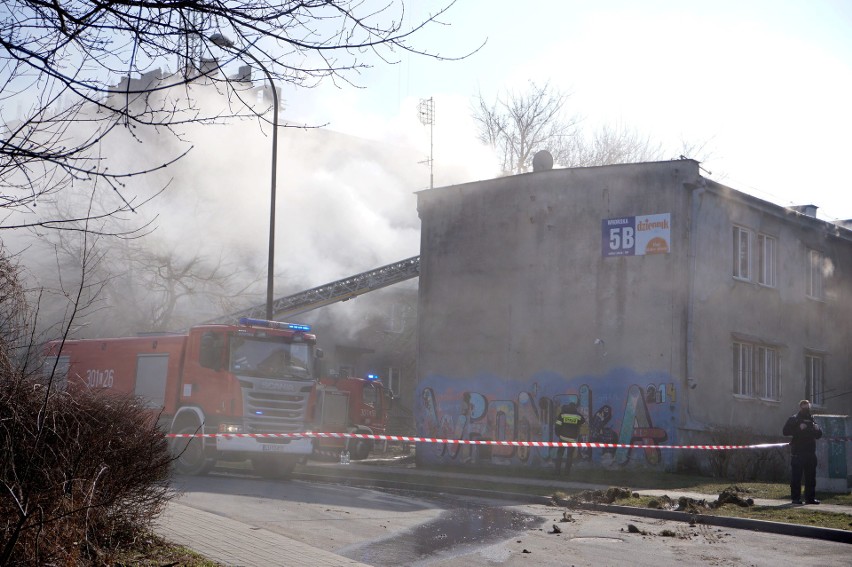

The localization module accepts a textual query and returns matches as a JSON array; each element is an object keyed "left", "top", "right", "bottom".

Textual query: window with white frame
[
  {"left": 757, "top": 233, "right": 776, "bottom": 287},
  {"left": 756, "top": 346, "right": 779, "bottom": 400},
  {"left": 733, "top": 341, "right": 754, "bottom": 396},
  {"left": 805, "top": 354, "right": 824, "bottom": 406},
  {"left": 732, "top": 226, "right": 751, "bottom": 280},
  {"left": 387, "top": 367, "right": 401, "bottom": 397},
  {"left": 387, "top": 303, "right": 407, "bottom": 333},
  {"left": 807, "top": 249, "right": 826, "bottom": 300},
  {"left": 733, "top": 340, "right": 780, "bottom": 400}
]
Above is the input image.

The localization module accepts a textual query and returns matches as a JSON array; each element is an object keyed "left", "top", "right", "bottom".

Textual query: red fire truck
[
  {"left": 311, "top": 373, "right": 392, "bottom": 461},
  {"left": 45, "top": 318, "right": 326, "bottom": 477},
  {"left": 44, "top": 316, "right": 393, "bottom": 476}
]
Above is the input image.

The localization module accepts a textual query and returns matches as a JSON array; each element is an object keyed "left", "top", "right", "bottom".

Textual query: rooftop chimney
[
  {"left": 199, "top": 57, "right": 220, "bottom": 78},
  {"left": 789, "top": 204, "right": 818, "bottom": 218}
]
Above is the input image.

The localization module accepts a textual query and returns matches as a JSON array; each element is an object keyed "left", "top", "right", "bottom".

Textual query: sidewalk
[
  {"left": 154, "top": 501, "right": 371, "bottom": 567},
  {"left": 154, "top": 462, "right": 851, "bottom": 566}
]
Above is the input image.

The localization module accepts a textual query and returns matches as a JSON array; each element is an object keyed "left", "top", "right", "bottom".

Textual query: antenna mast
[{"left": 418, "top": 97, "right": 435, "bottom": 189}]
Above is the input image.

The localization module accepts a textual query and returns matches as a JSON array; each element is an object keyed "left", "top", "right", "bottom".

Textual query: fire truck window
[
  {"left": 363, "top": 384, "right": 378, "bottom": 408},
  {"left": 257, "top": 348, "right": 290, "bottom": 376},
  {"left": 199, "top": 332, "right": 223, "bottom": 371}
]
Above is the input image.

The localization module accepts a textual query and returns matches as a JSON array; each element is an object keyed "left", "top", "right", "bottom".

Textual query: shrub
[
  {"left": 0, "top": 374, "right": 173, "bottom": 565},
  {"left": 706, "top": 426, "right": 786, "bottom": 482}
]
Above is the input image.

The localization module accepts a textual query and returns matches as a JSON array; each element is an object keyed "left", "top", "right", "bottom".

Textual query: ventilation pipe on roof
[{"left": 532, "top": 150, "right": 553, "bottom": 172}]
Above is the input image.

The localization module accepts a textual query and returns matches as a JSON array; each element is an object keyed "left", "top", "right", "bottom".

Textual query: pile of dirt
[
  {"left": 568, "top": 486, "right": 637, "bottom": 505},
  {"left": 568, "top": 485, "right": 754, "bottom": 512},
  {"left": 709, "top": 487, "right": 754, "bottom": 509},
  {"left": 646, "top": 486, "right": 754, "bottom": 512}
]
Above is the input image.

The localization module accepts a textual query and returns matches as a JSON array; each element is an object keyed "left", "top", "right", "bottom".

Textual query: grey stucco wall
[
  {"left": 689, "top": 184, "right": 852, "bottom": 435},
  {"left": 416, "top": 160, "right": 851, "bottom": 446}
]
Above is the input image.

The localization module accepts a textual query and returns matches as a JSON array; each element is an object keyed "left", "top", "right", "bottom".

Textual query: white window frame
[
  {"left": 756, "top": 346, "right": 780, "bottom": 401},
  {"left": 387, "top": 303, "right": 406, "bottom": 333},
  {"left": 387, "top": 366, "right": 401, "bottom": 397},
  {"left": 732, "top": 226, "right": 751, "bottom": 281},
  {"left": 757, "top": 233, "right": 776, "bottom": 287},
  {"left": 733, "top": 340, "right": 780, "bottom": 401},
  {"left": 805, "top": 353, "right": 825, "bottom": 407},
  {"left": 807, "top": 249, "right": 825, "bottom": 300},
  {"left": 733, "top": 342, "right": 754, "bottom": 397}
]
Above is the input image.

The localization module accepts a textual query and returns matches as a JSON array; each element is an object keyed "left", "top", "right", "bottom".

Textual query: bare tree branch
[{"left": 2, "top": 0, "right": 476, "bottom": 234}]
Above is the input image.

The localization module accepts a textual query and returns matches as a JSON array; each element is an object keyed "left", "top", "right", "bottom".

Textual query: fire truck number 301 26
[{"left": 86, "top": 369, "right": 115, "bottom": 388}]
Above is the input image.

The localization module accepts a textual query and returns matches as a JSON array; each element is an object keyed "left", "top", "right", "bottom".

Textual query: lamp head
[{"left": 209, "top": 33, "right": 234, "bottom": 49}]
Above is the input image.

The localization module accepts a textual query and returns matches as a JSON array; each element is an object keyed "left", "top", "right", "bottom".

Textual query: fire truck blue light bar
[{"left": 238, "top": 317, "right": 311, "bottom": 332}]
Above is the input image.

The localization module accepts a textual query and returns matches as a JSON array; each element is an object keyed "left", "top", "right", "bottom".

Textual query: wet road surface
[{"left": 339, "top": 495, "right": 545, "bottom": 565}]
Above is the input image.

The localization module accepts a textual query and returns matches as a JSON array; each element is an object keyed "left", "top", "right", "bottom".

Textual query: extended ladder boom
[{"left": 213, "top": 256, "right": 421, "bottom": 324}]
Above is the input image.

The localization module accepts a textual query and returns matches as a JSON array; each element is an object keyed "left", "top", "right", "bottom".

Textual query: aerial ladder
[{"left": 210, "top": 255, "right": 421, "bottom": 324}]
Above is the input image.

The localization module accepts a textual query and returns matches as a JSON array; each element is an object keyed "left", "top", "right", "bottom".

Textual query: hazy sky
[{"left": 280, "top": 0, "right": 852, "bottom": 222}]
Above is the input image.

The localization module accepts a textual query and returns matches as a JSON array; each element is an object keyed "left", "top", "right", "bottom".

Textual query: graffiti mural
[{"left": 415, "top": 368, "right": 678, "bottom": 470}]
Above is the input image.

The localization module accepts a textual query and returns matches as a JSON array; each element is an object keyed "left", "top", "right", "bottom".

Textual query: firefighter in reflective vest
[{"left": 554, "top": 402, "right": 586, "bottom": 476}]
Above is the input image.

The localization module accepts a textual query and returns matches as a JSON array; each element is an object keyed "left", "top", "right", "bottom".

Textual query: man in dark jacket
[
  {"left": 782, "top": 399, "right": 823, "bottom": 505},
  {"left": 554, "top": 402, "right": 585, "bottom": 476}
]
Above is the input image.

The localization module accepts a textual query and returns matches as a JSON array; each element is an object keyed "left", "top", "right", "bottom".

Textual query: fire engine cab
[{"left": 45, "top": 318, "right": 319, "bottom": 478}]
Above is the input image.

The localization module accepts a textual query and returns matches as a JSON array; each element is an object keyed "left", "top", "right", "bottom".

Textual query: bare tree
[
  {"left": 559, "top": 123, "right": 664, "bottom": 167},
  {"left": 474, "top": 83, "right": 713, "bottom": 172},
  {"left": 1, "top": 0, "right": 473, "bottom": 234},
  {"left": 43, "top": 224, "right": 262, "bottom": 335},
  {"left": 473, "top": 81, "right": 578, "bottom": 174}
]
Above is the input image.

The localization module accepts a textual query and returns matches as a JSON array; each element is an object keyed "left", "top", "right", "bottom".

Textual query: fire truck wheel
[
  {"left": 349, "top": 438, "right": 373, "bottom": 461},
  {"left": 251, "top": 455, "right": 296, "bottom": 479},
  {"left": 171, "top": 426, "right": 215, "bottom": 476}
]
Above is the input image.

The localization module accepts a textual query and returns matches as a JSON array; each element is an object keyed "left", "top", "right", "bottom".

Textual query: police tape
[{"left": 165, "top": 431, "right": 802, "bottom": 450}]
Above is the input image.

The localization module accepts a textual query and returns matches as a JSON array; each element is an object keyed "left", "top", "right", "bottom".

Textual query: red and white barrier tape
[{"left": 166, "top": 431, "right": 802, "bottom": 450}]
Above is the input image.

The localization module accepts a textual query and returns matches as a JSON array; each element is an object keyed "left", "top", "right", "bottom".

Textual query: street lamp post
[{"left": 210, "top": 34, "right": 278, "bottom": 320}]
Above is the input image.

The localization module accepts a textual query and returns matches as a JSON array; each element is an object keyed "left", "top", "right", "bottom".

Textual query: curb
[
  {"left": 294, "top": 470, "right": 555, "bottom": 505},
  {"left": 560, "top": 501, "right": 852, "bottom": 544},
  {"left": 293, "top": 470, "right": 852, "bottom": 544}
]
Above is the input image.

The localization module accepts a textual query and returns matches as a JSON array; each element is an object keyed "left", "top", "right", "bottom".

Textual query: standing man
[
  {"left": 782, "top": 399, "right": 823, "bottom": 505},
  {"left": 554, "top": 402, "right": 585, "bottom": 476}
]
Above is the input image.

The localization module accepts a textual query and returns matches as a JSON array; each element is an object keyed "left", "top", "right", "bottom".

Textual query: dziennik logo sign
[{"left": 602, "top": 213, "right": 671, "bottom": 257}]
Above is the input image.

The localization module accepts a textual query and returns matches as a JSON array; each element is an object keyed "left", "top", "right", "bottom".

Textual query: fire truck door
[{"left": 135, "top": 354, "right": 169, "bottom": 409}]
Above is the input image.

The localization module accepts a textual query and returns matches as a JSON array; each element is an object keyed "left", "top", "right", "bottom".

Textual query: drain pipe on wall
[{"left": 685, "top": 177, "right": 706, "bottom": 432}]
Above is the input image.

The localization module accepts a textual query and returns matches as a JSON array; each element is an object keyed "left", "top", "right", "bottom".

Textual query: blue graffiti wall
[{"left": 415, "top": 368, "right": 678, "bottom": 470}]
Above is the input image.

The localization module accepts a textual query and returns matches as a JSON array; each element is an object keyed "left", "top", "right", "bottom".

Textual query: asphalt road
[{"left": 168, "top": 471, "right": 851, "bottom": 566}]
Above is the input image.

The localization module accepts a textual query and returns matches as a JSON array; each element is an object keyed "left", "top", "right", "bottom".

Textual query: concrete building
[{"left": 414, "top": 159, "right": 851, "bottom": 477}]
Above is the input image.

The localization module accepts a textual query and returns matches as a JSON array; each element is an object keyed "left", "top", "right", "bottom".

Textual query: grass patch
[
  {"left": 110, "top": 532, "right": 222, "bottom": 566},
  {"left": 592, "top": 493, "right": 852, "bottom": 531},
  {"left": 703, "top": 505, "right": 852, "bottom": 531}
]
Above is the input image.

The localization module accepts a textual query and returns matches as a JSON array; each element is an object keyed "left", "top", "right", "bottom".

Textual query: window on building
[
  {"left": 387, "top": 303, "right": 407, "bottom": 333},
  {"left": 387, "top": 367, "right": 401, "bottom": 397},
  {"left": 805, "top": 354, "right": 824, "bottom": 406},
  {"left": 807, "top": 249, "right": 826, "bottom": 300},
  {"left": 756, "top": 346, "right": 779, "bottom": 400},
  {"left": 732, "top": 226, "right": 751, "bottom": 280},
  {"left": 733, "top": 340, "right": 780, "bottom": 401},
  {"left": 733, "top": 342, "right": 754, "bottom": 397},
  {"left": 757, "top": 233, "right": 776, "bottom": 287}
]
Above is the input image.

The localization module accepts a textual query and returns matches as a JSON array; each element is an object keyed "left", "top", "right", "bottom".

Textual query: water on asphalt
[{"left": 341, "top": 496, "right": 545, "bottom": 565}]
